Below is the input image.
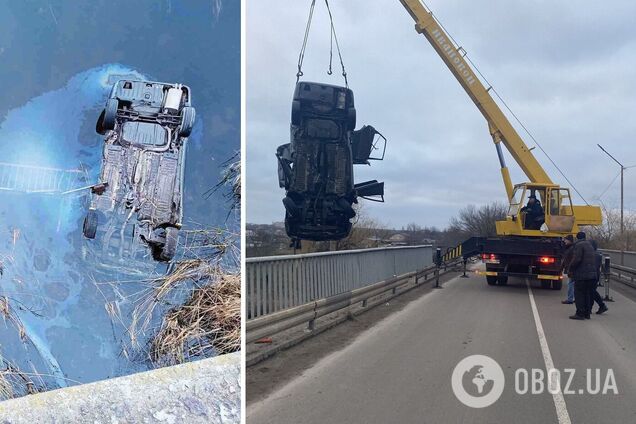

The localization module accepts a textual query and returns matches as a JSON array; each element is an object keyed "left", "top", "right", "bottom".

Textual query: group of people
[{"left": 561, "top": 232, "right": 609, "bottom": 320}]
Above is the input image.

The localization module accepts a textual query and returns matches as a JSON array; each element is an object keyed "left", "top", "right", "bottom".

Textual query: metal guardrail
[
  {"left": 246, "top": 245, "right": 432, "bottom": 319},
  {"left": 597, "top": 249, "right": 636, "bottom": 293},
  {"left": 246, "top": 261, "right": 455, "bottom": 344},
  {"left": 608, "top": 263, "right": 636, "bottom": 290},
  {"left": 600, "top": 249, "right": 636, "bottom": 269}
]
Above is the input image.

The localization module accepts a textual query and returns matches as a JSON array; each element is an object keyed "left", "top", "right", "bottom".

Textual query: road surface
[{"left": 247, "top": 272, "right": 636, "bottom": 424}]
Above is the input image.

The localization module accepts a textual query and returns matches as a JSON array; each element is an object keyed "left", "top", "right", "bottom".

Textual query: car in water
[
  {"left": 83, "top": 79, "right": 195, "bottom": 262},
  {"left": 276, "top": 81, "right": 386, "bottom": 243}
]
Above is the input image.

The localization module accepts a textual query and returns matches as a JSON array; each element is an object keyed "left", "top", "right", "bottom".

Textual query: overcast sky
[{"left": 246, "top": 0, "right": 636, "bottom": 229}]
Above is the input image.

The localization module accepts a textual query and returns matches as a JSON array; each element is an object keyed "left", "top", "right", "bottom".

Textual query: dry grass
[
  {"left": 149, "top": 270, "right": 240, "bottom": 366},
  {"left": 98, "top": 227, "right": 241, "bottom": 367},
  {"left": 0, "top": 296, "right": 46, "bottom": 400},
  {"left": 0, "top": 361, "right": 40, "bottom": 401},
  {"left": 204, "top": 151, "right": 241, "bottom": 215}
]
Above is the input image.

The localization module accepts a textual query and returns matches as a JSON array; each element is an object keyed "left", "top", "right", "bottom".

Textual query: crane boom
[{"left": 398, "top": 0, "right": 553, "bottom": 196}]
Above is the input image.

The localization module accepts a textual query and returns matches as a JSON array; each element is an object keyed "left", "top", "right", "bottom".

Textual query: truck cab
[{"left": 497, "top": 183, "right": 577, "bottom": 237}]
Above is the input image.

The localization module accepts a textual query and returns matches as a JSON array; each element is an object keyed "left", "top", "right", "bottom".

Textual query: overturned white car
[{"left": 83, "top": 79, "right": 195, "bottom": 262}]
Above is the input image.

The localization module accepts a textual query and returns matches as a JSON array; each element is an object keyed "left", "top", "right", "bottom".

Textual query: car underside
[
  {"left": 83, "top": 80, "right": 195, "bottom": 262},
  {"left": 277, "top": 81, "right": 385, "bottom": 243}
]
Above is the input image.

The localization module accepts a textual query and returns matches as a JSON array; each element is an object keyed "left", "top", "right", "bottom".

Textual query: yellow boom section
[{"left": 398, "top": 0, "right": 553, "bottom": 185}]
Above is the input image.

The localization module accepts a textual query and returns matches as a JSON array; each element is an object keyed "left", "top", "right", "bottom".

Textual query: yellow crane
[
  {"left": 398, "top": 0, "right": 602, "bottom": 288},
  {"left": 398, "top": 0, "right": 601, "bottom": 238}
]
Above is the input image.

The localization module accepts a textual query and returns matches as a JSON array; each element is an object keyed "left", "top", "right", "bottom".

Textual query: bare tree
[
  {"left": 449, "top": 202, "right": 507, "bottom": 238},
  {"left": 588, "top": 203, "right": 636, "bottom": 250}
]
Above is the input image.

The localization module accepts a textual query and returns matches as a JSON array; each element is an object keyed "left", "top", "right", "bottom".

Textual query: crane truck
[{"left": 398, "top": 0, "right": 602, "bottom": 289}]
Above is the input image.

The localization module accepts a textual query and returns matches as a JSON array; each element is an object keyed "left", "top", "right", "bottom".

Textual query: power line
[
  {"left": 597, "top": 169, "right": 621, "bottom": 200},
  {"left": 422, "top": 1, "right": 589, "bottom": 204}
]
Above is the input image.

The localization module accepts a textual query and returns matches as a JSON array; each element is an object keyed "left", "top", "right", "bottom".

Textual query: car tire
[
  {"left": 179, "top": 106, "right": 196, "bottom": 137},
  {"left": 83, "top": 210, "right": 98, "bottom": 239},
  {"left": 497, "top": 276, "right": 508, "bottom": 285},
  {"left": 102, "top": 99, "right": 118, "bottom": 130},
  {"left": 282, "top": 196, "right": 299, "bottom": 218},
  {"left": 95, "top": 110, "right": 107, "bottom": 135},
  {"left": 160, "top": 227, "right": 179, "bottom": 261},
  {"left": 291, "top": 100, "right": 301, "bottom": 126},
  {"left": 552, "top": 280, "right": 563, "bottom": 290},
  {"left": 486, "top": 276, "right": 498, "bottom": 285},
  {"left": 541, "top": 280, "right": 551, "bottom": 289},
  {"left": 347, "top": 107, "right": 356, "bottom": 131}
]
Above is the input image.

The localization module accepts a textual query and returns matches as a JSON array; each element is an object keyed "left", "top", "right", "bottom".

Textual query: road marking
[{"left": 526, "top": 281, "right": 572, "bottom": 424}]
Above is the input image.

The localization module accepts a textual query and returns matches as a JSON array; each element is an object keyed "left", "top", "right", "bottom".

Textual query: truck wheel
[
  {"left": 102, "top": 99, "right": 118, "bottom": 130},
  {"left": 541, "top": 280, "right": 551, "bottom": 289},
  {"left": 179, "top": 106, "right": 196, "bottom": 137},
  {"left": 159, "top": 227, "right": 179, "bottom": 261},
  {"left": 486, "top": 276, "right": 498, "bottom": 285},
  {"left": 552, "top": 280, "right": 563, "bottom": 290},
  {"left": 83, "top": 210, "right": 98, "bottom": 239},
  {"left": 497, "top": 276, "right": 508, "bottom": 286}
]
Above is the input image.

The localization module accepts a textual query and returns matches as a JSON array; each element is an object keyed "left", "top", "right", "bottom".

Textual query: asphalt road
[{"left": 247, "top": 272, "right": 636, "bottom": 424}]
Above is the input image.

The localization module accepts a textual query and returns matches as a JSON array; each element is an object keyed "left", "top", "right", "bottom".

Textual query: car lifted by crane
[
  {"left": 277, "top": 81, "right": 386, "bottom": 243},
  {"left": 398, "top": 0, "right": 602, "bottom": 288}
]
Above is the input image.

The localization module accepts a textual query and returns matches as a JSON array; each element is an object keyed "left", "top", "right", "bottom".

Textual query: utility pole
[{"left": 598, "top": 144, "right": 625, "bottom": 236}]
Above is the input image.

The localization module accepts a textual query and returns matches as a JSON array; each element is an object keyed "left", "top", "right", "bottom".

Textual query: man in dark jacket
[
  {"left": 590, "top": 240, "right": 608, "bottom": 315},
  {"left": 521, "top": 194, "right": 544, "bottom": 230},
  {"left": 567, "top": 231, "right": 597, "bottom": 320}
]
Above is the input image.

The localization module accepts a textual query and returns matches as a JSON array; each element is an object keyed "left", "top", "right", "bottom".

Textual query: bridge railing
[
  {"left": 599, "top": 249, "right": 636, "bottom": 269},
  {"left": 246, "top": 245, "right": 433, "bottom": 319},
  {"left": 600, "top": 249, "right": 636, "bottom": 290}
]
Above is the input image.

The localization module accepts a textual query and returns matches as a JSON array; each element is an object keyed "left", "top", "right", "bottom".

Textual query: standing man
[
  {"left": 561, "top": 235, "right": 575, "bottom": 304},
  {"left": 590, "top": 240, "right": 609, "bottom": 315},
  {"left": 567, "top": 231, "right": 597, "bottom": 320}
]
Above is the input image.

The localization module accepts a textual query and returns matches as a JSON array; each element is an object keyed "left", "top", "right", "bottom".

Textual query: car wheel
[
  {"left": 179, "top": 106, "right": 196, "bottom": 137},
  {"left": 347, "top": 107, "right": 356, "bottom": 131},
  {"left": 102, "top": 99, "right": 118, "bottom": 130},
  {"left": 497, "top": 276, "right": 508, "bottom": 286},
  {"left": 486, "top": 276, "right": 498, "bottom": 285},
  {"left": 95, "top": 110, "right": 106, "bottom": 135},
  {"left": 541, "top": 280, "right": 551, "bottom": 289},
  {"left": 83, "top": 210, "right": 98, "bottom": 239},
  {"left": 551, "top": 280, "right": 563, "bottom": 290},
  {"left": 160, "top": 227, "right": 179, "bottom": 261}
]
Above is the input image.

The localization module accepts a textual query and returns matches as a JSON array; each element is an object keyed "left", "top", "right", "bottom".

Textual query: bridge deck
[{"left": 247, "top": 269, "right": 636, "bottom": 423}]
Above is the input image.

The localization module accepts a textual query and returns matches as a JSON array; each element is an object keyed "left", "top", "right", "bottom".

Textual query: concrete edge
[{"left": 0, "top": 352, "right": 241, "bottom": 424}]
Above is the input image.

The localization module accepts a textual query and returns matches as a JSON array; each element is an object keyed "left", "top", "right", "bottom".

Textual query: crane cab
[{"left": 496, "top": 183, "right": 578, "bottom": 237}]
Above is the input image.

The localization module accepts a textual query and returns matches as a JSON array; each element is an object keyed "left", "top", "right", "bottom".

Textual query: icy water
[{"left": 0, "top": 1, "right": 239, "bottom": 389}]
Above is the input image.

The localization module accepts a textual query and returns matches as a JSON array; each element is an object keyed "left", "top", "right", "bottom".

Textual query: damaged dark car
[
  {"left": 83, "top": 79, "right": 195, "bottom": 262},
  {"left": 277, "top": 81, "right": 386, "bottom": 242}
]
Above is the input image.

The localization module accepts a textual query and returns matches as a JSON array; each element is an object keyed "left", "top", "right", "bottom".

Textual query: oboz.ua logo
[{"left": 452, "top": 354, "right": 619, "bottom": 408}]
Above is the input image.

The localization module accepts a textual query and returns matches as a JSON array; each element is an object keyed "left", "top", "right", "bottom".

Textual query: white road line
[{"left": 526, "top": 281, "right": 572, "bottom": 424}]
